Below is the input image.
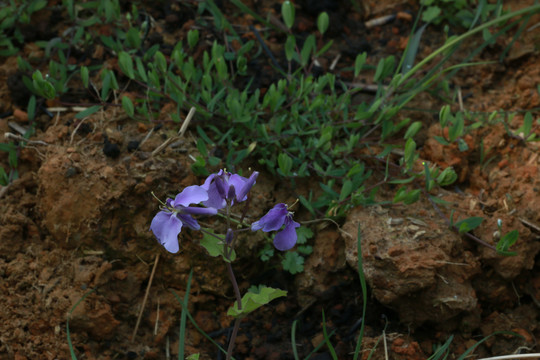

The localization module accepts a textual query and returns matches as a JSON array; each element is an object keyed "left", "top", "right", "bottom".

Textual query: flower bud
[{"left": 225, "top": 228, "right": 234, "bottom": 244}]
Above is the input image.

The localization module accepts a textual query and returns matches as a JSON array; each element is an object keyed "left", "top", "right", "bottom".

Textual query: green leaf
[
  {"left": 496, "top": 230, "right": 518, "bottom": 256},
  {"left": 118, "top": 51, "right": 134, "bottom": 79},
  {"left": 285, "top": 35, "right": 296, "bottom": 62},
  {"left": 401, "top": 23, "right": 428, "bottom": 74},
  {"left": 281, "top": 252, "right": 304, "bottom": 274},
  {"left": 519, "top": 112, "right": 533, "bottom": 138},
  {"left": 449, "top": 112, "right": 464, "bottom": 142},
  {"left": 297, "top": 245, "right": 313, "bottom": 255},
  {"left": 125, "top": 27, "right": 141, "bottom": 49},
  {"left": 339, "top": 180, "right": 353, "bottom": 202},
  {"left": 277, "top": 153, "right": 293, "bottom": 176},
  {"left": 434, "top": 136, "right": 450, "bottom": 145},
  {"left": 436, "top": 167, "right": 457, "bottom": 186},
  {"left": 403, "top": 138, "right": 416, "bottom": 171},
  {"left": 0, "top": 166, "right": 8, "bottom": 186},
  {"left": 422, "top": 6, "right": 442, "bottom": 23},
  {"left": 135, "top": 57, "right": 148, "bottom": 82},
  {"left": 187, "top": 29, "right": 199, "bottom": 49},
  {"left": 121, "top": 96, "right": 134, "bottom": 117},
  {"left": 296, "top": 227, "right": 313, "bottom": 245},
  {"left": 32, "top": 70, "right": 56, "bottom": 99},
  {"left": 227, "top": 286, "right": 287, "bottom": 318},
  {"left": 154, "top": 51, "right": 167, "bottom": 73},
  {"left": 457, "top": 138, "right": 469, "bottom": 152},
  {"left": 199, "top": 229, "right": 235, "bottom": 262},
  {"left": 75, "top": 105, "right": 101, "bottom": 119},
  {"left": 281, "top": 1, "right": 295, "bottom": 29},
  {"left": 27, "top": 95, "right": 36, "bottom": 121},
  {"left": 404, "top": 121, "right": 422, "bottom": 140},
  {"left": 259, "top": 244, "right": 274, "bottom": 262},
  {"left": 455, "top": 217, "right": 483, "bottom": 234},
  {"left": 317, "top": 12, "right": 329, "bottom": 35},
  {"left": 392, "top": 188, "right": 420, "bottom": 205},
  {"left": 300, "top": 35, "right": 316, "bottom": 66},
  {"left": 191, "top": 156, "right": 208, "bottom": 176},
  {"left": 298, "top": 195, "right": 316, "bottom": 216},
  {"left": 354, "top": 52, "right": 367, "bottom": 77},
  {"left": 80, "top": 66, "right": 89, "bottom": 88}
]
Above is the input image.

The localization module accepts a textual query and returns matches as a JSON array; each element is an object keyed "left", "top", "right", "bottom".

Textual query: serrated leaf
[
  {"left": 296, "top": 227, "right": 313, "bottom": 245},
  {"left": 422, "top": 6, "right": 441, "bottom": 23},
  {"left": 281, "top": 251, "right": 304, "bottom": 274}
]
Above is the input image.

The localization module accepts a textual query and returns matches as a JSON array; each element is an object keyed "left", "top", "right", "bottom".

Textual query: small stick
[
  {"left": 477, "top": 354, "right": 540, "bottom": 360},
  {"left": 329, "top": 54, "right": 341, "bottom": 71},
  {"left": 7, "top": 121, "right": 28, "bottom": 135},
  {"left": 131, "top": 253, "right": 160, "bottom": 342},
  {"left": 151, "top": 107, "right": 196, "bottom": 157},
  {"left": 154, "top": 299, "right": 160, "bottom": 336},
  {"left": 365, "top": 14, "right": 396, "bottom": 29},
  {"left": 383, "top": 330, "right": 388, "bottom": 360},
  {"left": 457, "top": 87, "right": 464, "bottom": 112},
  {"left": 4, "top": 132, "right": 49, "bottom": 146}
]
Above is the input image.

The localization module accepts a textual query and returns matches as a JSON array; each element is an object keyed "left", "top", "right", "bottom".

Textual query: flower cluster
[{"left": 150, "top": 170, "right": 300, "bottom": 253}]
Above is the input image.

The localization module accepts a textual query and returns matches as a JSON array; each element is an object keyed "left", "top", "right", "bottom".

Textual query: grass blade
[
  {"left": 66, "top": 288, "right": 97, "bottom": 360},
  {"left": 291, "top": 320, "right": 300, "bottom": 360},
  {"left": 171, "top": 289, "right": 235, "bottom": 359},
  {"left": 321, "top": 309, "right": 338, "bottom": 360},
  {"left": 353, "top": 224, "right": 367, "bottom": 360},
  {"left": 178, "top": 269, "right": 194, "bottom": 360}
]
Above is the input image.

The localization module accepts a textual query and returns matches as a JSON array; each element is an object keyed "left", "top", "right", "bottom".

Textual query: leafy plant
[{"left": 0, "top": 0, "right": 47, "bottom": 56}]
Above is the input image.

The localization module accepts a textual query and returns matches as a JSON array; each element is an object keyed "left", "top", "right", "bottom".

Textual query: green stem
[
  {"left": 398, "top": 5, "right": 540, "bottom": 87},
  {"left": 225, "top": 259, "right": 242, "bottom": 360}
]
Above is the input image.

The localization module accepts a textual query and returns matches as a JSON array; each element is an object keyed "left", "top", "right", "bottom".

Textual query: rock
[{"left": 342, "top": 201, "right": 481, "bottom": 325}]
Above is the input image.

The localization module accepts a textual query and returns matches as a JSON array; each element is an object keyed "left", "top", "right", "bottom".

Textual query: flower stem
[{"left": 225, "top": 261, "right": 242, "bottom": 360}]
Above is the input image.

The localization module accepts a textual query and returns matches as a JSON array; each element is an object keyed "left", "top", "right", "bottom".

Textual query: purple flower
[
  {"left": 251, "top": 203, "right": 300, "bottom": 251},
  {"left": 150, "top": 185, "right": 217, "bottom": 253},
  {"left": 201, "top": 169, "right": 259, "bottom": 209}
]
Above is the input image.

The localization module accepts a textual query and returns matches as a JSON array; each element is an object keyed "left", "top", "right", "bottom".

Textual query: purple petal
[
  {"left": 182, "top": 206, "right": 218, "bottom": 215},
  {"left": 173, "top": 185, "right": 208, "bottom": 207},
  {"left": 233, "top": 171, "right": 258, "bottom": 202},
  {"left": 201, "top": 173, "right": 217, "bottom": 190},
  {"left": 251, "top": 203, "right": 288, "bottom": 232},
  {"left": 215, "top": 176, "right": 228, "bottom": 199},
  {"left": 150, "top": 211, "right": 182, "bottom": 253},
  {"left": 273, "top": 219, "right": 300, "bottom": 251},
  {"left": 202, "top": 182, "right": 226, "bottom": 209},
  {"left": 177, "top": 214, "right": 200, "bottom": 230}
]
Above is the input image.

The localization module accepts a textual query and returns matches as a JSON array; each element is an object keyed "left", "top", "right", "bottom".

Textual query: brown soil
[{"left": 1, "top": 1, "right": 540, "bottom": 359}]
